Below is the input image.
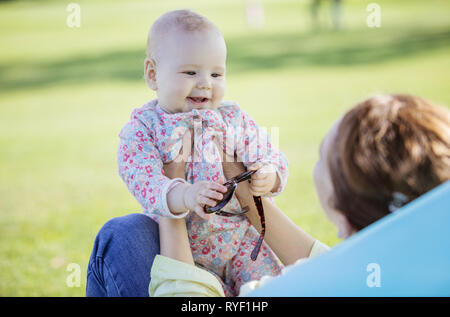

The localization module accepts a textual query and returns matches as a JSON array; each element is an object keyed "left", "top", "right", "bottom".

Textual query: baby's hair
[
  {"left": 146, "top": 9, "right": 220, "bottom": 61},
  {"left": 328, "top": 94, "right": 450, "bottom": 230}
]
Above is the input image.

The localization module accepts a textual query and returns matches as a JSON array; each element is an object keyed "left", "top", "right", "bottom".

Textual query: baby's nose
[{"left": 197, "top": 77, "right": 211, "bottom": 89}]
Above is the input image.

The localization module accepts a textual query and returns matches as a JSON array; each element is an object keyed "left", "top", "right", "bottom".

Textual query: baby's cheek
[
  {"left": 176, "top": 84, "right": 190, "bottom": 98},
  {"left": 213, "top": 83, "right": 225, "bottom": 103},
  {"left": 170, "top": 77, "right": 190, "bottom": 94}
]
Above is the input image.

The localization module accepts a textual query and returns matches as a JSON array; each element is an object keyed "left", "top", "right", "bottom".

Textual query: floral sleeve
[
  {"left": 117, "top": 114, "right": 189, "bottom": 219},
  {"left": 232, "top": 107, "right": 289, "bottom": 197}
]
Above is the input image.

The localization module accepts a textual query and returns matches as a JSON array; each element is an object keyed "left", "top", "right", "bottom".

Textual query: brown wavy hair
[{"left": 328, "top": 94, "right": 450, "bottom": 231}]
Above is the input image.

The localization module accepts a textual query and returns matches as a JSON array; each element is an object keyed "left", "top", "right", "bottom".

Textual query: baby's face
[{"left": 149, "top": 29, "right": 227, "bottom": 113}]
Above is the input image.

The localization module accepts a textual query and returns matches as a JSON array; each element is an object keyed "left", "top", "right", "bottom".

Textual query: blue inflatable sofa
[{"left": 249, "top": 181, "right": 450, "bottom": 296}]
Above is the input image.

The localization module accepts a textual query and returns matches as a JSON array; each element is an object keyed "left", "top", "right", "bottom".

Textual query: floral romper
[{"left": 117, "top": 99, "right": 289, "bottom": 296}]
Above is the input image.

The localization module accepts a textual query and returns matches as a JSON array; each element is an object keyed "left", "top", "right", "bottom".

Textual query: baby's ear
[{"left": 144, "top": 57, "right": 158, "bottom": 91}]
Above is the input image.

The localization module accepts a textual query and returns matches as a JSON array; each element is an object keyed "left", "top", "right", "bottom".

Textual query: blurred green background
[{"left": 0, "top": 0, "right": 449, "bottom": 296}]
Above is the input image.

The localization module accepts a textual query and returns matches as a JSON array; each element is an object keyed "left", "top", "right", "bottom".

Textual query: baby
[{"left": 117, "top": 9, "right": 289, "bottom": 296}]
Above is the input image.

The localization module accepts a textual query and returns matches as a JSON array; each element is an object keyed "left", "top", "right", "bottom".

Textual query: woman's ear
[
  {"left": 335, "top": 211, "right": 355, "bottom": 239},
  {"left": 144, "top": 57, "right": 158, "bottom": 91}
]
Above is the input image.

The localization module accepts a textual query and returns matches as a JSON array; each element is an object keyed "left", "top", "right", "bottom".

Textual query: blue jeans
[{"left": 86, "top": 213, "right": 160, "bottom": 297}]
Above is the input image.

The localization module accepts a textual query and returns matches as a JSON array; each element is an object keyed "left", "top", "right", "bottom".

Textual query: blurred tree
[{"left": 311, "top": 0, "right": 342, "bottom": 30}]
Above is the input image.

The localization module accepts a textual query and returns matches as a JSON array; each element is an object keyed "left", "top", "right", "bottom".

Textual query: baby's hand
[
  {"left": 248, "top": 162, "right": 279, "bottom": 196},
  {"left": 183, "top": 180, "right": 228, "bottom": 220}
]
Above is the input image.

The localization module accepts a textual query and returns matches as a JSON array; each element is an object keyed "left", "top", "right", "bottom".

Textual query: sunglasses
[{"left": 204, "top": 169, "right": 266, "bottom": 261}]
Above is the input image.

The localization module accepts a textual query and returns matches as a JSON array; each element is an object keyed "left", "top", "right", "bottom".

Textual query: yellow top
[{"left": 149, "top": 240, "right": 330, "bottom": 297}]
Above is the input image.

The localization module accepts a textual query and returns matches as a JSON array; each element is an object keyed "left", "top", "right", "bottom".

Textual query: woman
[{"left": 86, "top": 94, "right": 450, "bottom": 296}]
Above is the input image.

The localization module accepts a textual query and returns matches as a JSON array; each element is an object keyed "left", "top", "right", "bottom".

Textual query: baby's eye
[
  {"left": 211, "top": 73, "right": 222, "bottom": 78},
  {"left": 183, "top": 71, "right": 196, "bottom": 76}
]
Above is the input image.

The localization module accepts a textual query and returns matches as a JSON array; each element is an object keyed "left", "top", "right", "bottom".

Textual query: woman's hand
[
  {"left": 163, "top": 128, "right": 193, "bottom": 179},
  {"left": 214, "top": 138, "right": 315, "bottom": 265},
  {"left": 214, "top": 140, "right": 261, "bottom": 224},
  {"left": 159, "top": 130, "right": 195, "bottom": 265},
  {"left": 164, "top": 133, "right": 228, "bottom": 220},
  {"left": 162, "top": 140, "right": 191, "bottom": 216},
  {"left": 163, "top": 159, "right": 187, "bottom": 180}
]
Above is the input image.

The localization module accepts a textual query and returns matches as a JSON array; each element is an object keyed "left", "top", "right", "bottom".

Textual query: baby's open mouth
[{"left": 187, "top": 97, "right": 209, "bottom": 104}]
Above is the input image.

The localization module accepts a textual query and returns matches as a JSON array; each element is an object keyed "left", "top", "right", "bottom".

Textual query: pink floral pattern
[{"left": 117, "top": 99, "right": 289, "bottom": 296}]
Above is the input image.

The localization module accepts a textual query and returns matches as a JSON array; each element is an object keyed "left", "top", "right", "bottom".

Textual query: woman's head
[{"left": 314, "top": 94, "right": 450, "bottom": 238}]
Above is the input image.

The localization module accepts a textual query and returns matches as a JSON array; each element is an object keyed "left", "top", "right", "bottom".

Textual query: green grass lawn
[{"left": 0, "top": 0, "right": 449, "bottom": 296}]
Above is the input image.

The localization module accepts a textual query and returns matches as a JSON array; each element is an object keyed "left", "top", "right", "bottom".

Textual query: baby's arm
[
  {"left": 164, "top": 158, "right": 228, "bottom": 219},
  {"left": 231, "top": 107, "right": 289, "bottom": 196},
  {"left": 118, "top": 115, "right": 227, "bottom": 219},
  {"left": 118, "top": 115, "right": 189, "bottom": 218}
]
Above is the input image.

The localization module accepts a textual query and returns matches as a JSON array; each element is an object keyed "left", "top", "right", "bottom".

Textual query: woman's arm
[
  {"left": 159, "top": 160, "right": 195, "bottom": 265},
  {"left": 161, "top": 144, "right": 315, "bottom": 267},
  {"left": 158, "top": 216, "right": 194, "bottom": 265},
  {"left": 149, "top": 159, "right": 225, "bottom": 297},
  {"left": 222, "top": 160, "right": 316, "bottom": 266}
]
